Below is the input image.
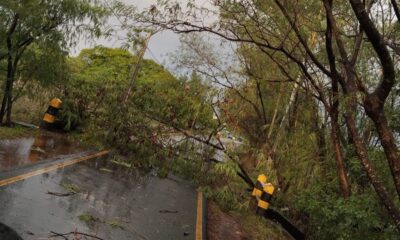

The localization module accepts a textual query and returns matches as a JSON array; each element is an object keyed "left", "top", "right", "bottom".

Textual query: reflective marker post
[
  {"left": 43, "top": 98, "right": 62, "bottom": 124},
  {"left": 251, "top": 174, "right": 305, "bottom": 240},
  {"left": 41, "top": 98, "right": 62, "bottom": 130}
]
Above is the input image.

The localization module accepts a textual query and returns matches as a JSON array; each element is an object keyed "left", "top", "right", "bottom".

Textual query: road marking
[
  {"left": 196, "top": 191, "right": 203, "bottom": 240},
  {"left": 0, "top": 150, "right": 109, "bottom": 187}
]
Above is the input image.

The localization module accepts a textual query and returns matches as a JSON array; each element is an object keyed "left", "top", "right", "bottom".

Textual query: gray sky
[
  {"left": 72, "top": 0, "right": 174, "bottom": 64},
  {"left": 73, "top": 0, "right": 214, "bottom": 69}
]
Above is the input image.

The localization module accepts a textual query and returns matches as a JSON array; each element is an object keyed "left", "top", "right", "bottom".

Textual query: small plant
[
  {"left": 61, "top": 183, "right": 80, "bottom": 194},
  {"left": 107, "top": 219, "right": 124, "bottom": 229},
  {"left": 78, "top": 213, "right": 98, "bottom": 223}
]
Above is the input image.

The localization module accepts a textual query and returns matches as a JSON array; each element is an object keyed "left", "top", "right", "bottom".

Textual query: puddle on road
[{"left": 0, "top": 133, "right": 85, "bottom": 172}]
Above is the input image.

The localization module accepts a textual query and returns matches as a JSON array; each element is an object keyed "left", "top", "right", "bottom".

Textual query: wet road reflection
[
  {"left": 0, "top": 133, "right": 85, "bottom": 172},
  {"left": 0, "top": 157, "right": 197, "bottom": 240}
]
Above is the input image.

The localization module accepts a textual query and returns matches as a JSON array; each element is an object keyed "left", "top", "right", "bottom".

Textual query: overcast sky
[{"left": 73, "top": 0, "right": 214, "bottom": 70}]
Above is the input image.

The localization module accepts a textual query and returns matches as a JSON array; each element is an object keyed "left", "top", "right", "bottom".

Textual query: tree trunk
[
  {"left": 331, "top": 113, "right": 351, "bottom": 198},
  {"left": 330, "top": 73, "right": 351, "bottom": 198},
  {"left": 0, "top": 90, "right": 8, "bottom": 124},
  {"left": 349, "top": 0, "right": 400, "bottom": 198},
  {"left": 5, "top": 77, "right": 14, "bottom": 126},
  {"left": 1, "top": 14, "right": 18, "bottom": 126},
  {"left": 3, "top": 54, "right": 16, "bottom": 126},
  {"left": 364, "top": 97, "right": 400, "bottom": 198},
  {"left": 345, "top": 112, "right": 400, "bottom": 229},
  {"left": 342, "top": 75, "right": 400, "bottom": 230},
  {"left": 0, "top": 49, "right": 13, "bottom": 125}
]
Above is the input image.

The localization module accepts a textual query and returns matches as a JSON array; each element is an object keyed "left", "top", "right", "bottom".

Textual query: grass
[
  {"left": 12, "top": 93, "right": 51, "bottom": 126},
  {"left": 239, "top": 213, "right": 291, "bottom": 240},
  {"left": 0, "top": 126, "right": 39, "bottom": 139}
]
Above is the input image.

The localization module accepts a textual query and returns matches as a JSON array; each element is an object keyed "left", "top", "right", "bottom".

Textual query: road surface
[{"left": 0, "top": 133, "right": 203, "bottom": 240}]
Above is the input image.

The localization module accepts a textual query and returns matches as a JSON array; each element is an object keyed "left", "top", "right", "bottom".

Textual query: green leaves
[
  {"left": 61, "top": 46, "right": 216, "bottom": 179},
  {"left": 0, "top": 0, "right": 111, "bottom": 124},
  {"left": 295, "top": 186, "right": 398, "bottom": 239}
]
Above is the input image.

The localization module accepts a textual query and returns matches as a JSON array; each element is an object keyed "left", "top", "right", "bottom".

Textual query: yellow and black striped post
[
  {"left": 248, "top": 175, "right": 305, "bottom": 239},
  {"left": 252, "top": 174, "right": 267, "bottom": 198},
  {"left": 250, "top": 174, "right": 268, "bottom": 213},
  {"left": 256, "top": 182, "right": 275, "bottom": 216},
  {"left": 42, "top": 98, "right": 62, "bottom": 124}
]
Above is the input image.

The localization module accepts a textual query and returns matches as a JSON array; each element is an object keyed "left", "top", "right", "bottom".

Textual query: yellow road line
[
  {"left": 0, "top": 150, "right": 110, "bottom": 187},
  {"left": 196, "top": 191, "right": 203, "bottom": 240}
]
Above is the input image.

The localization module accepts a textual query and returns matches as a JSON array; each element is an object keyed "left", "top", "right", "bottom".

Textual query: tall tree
[
  {"left": 136, "top": 0, "right": 400, "bottom": 230},
  {"left": 0, "top": 0, "right": 109, "bottom": 126}
]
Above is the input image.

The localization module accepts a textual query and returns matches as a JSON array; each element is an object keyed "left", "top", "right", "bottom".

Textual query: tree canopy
[{"left": 0, "top": 0, "right": 109, "bottom": 125}]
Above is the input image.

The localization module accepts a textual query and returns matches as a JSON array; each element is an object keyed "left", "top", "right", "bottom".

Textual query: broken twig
[
  {"left": 159, "top": 210, "right": 178, "bottom": 213},
  {"left": 46, "top": 191, "right": 75, "bottom": 197},
  {"left": 49, "top": 231, "right": 104, "bottom": 240}
]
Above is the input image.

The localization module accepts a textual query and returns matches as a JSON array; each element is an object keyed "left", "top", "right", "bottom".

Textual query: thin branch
[
  {"left": 274, "top": 0, "right": 332, "bottom": 77},
  {"left": 349, "top": 0, "right": 396, "bottom": 103},
  {"left": 49, "top": 231, "right": 104, "bottom": 240},
  {"left": 46, "top": 191, "right": 75, "bottom": 197}
]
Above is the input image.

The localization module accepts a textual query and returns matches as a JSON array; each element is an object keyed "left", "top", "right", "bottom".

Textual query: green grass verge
[
  {"left": 0, "top": 126, "right": 39, "bottom": 139},
  {"left": 239, "top": 213, "right": 291, "bottom": 240}
]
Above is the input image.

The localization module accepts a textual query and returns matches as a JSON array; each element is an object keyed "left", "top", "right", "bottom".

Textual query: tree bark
[
  {"left": 349, "top": 0, "right": 400, "bottom": 198},
  {"left": 364, "top": 97, "right": 400, "bottom": 198},
  {"left": 0, "top": 14, "right": 18, "bottom": 125},
  {"left": 5, "top": 74, "right": 14, "bottom": 126},
  {"left": 330, "top": 107, "right": 351, "bottom": 198},
  {"left": 340, "top": 55, "right": 400, "bottom": 230},
  {"left": 390, "top": 0, "right": 400, "bottom": 23},
  {"left": 345, "top": 106, "right": 400, "bottom": 230},
  {"left": 324, "top": 1, "right": 351, "bottom": 198},
  {"left": 0, "top": 48, "right": 14, "bottom": 125},
  {"left": 0, "top": 83, "right": 9, "bottom": 124}
]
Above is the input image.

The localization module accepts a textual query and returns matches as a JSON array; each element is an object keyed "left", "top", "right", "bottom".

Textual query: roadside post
[
  {"left": 256, "top": 182, "right": 275, "bottom": 216},
  {"left": 41, "top": 98, "right": 62, "bottom": 129},
  {"left": 250, "top": 174, "right": 305, "bottom": 240}
]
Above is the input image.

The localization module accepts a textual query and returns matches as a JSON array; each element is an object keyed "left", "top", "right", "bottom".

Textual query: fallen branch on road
[
  {"left": 46, "top": 191, "right": 75, "bottom": 197},
  {"left": 49, "top": 231, "right": 104, "bottom": 240},
  {"left": 159, "top": 210, "right": 178, "bottom": 213}
]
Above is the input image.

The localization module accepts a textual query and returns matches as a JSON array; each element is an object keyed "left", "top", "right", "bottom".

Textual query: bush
[{"left": 295, "top": 184, "right": 398, "bottom": 239}]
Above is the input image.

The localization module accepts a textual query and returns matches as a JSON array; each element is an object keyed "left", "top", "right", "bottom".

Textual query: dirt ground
[
  {"left": 207, "top": 200, "right": 292, "bottom": 240},
  {"left": 207, "top": 201, "right": 248, "bottom": 240}
]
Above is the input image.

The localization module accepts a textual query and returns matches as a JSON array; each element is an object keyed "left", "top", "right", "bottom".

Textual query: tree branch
[
  {"left": 391, "top": 0, "right": 400, "bottom": 23},
  {"left": 349, "top": 0, "right": 395, "bottom": 104}
]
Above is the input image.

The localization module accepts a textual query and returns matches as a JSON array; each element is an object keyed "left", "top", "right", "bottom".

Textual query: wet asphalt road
[
  {"left": 0, "top": 134, "right": 198, "bottom": 240},
  {"left": 0, "top": 134, "right": 86, "bottom": 171}
]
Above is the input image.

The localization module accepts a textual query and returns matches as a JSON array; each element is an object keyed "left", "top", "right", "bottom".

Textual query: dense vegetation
[
  {"left": 136, "top": 0, "right": 400, "bottom": 238},
  {"left": 2, "top": 0, "right": 400, "bottom": 239},
  {"left": 0, "top": 0, "right": 108, "bottom": 125}
]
